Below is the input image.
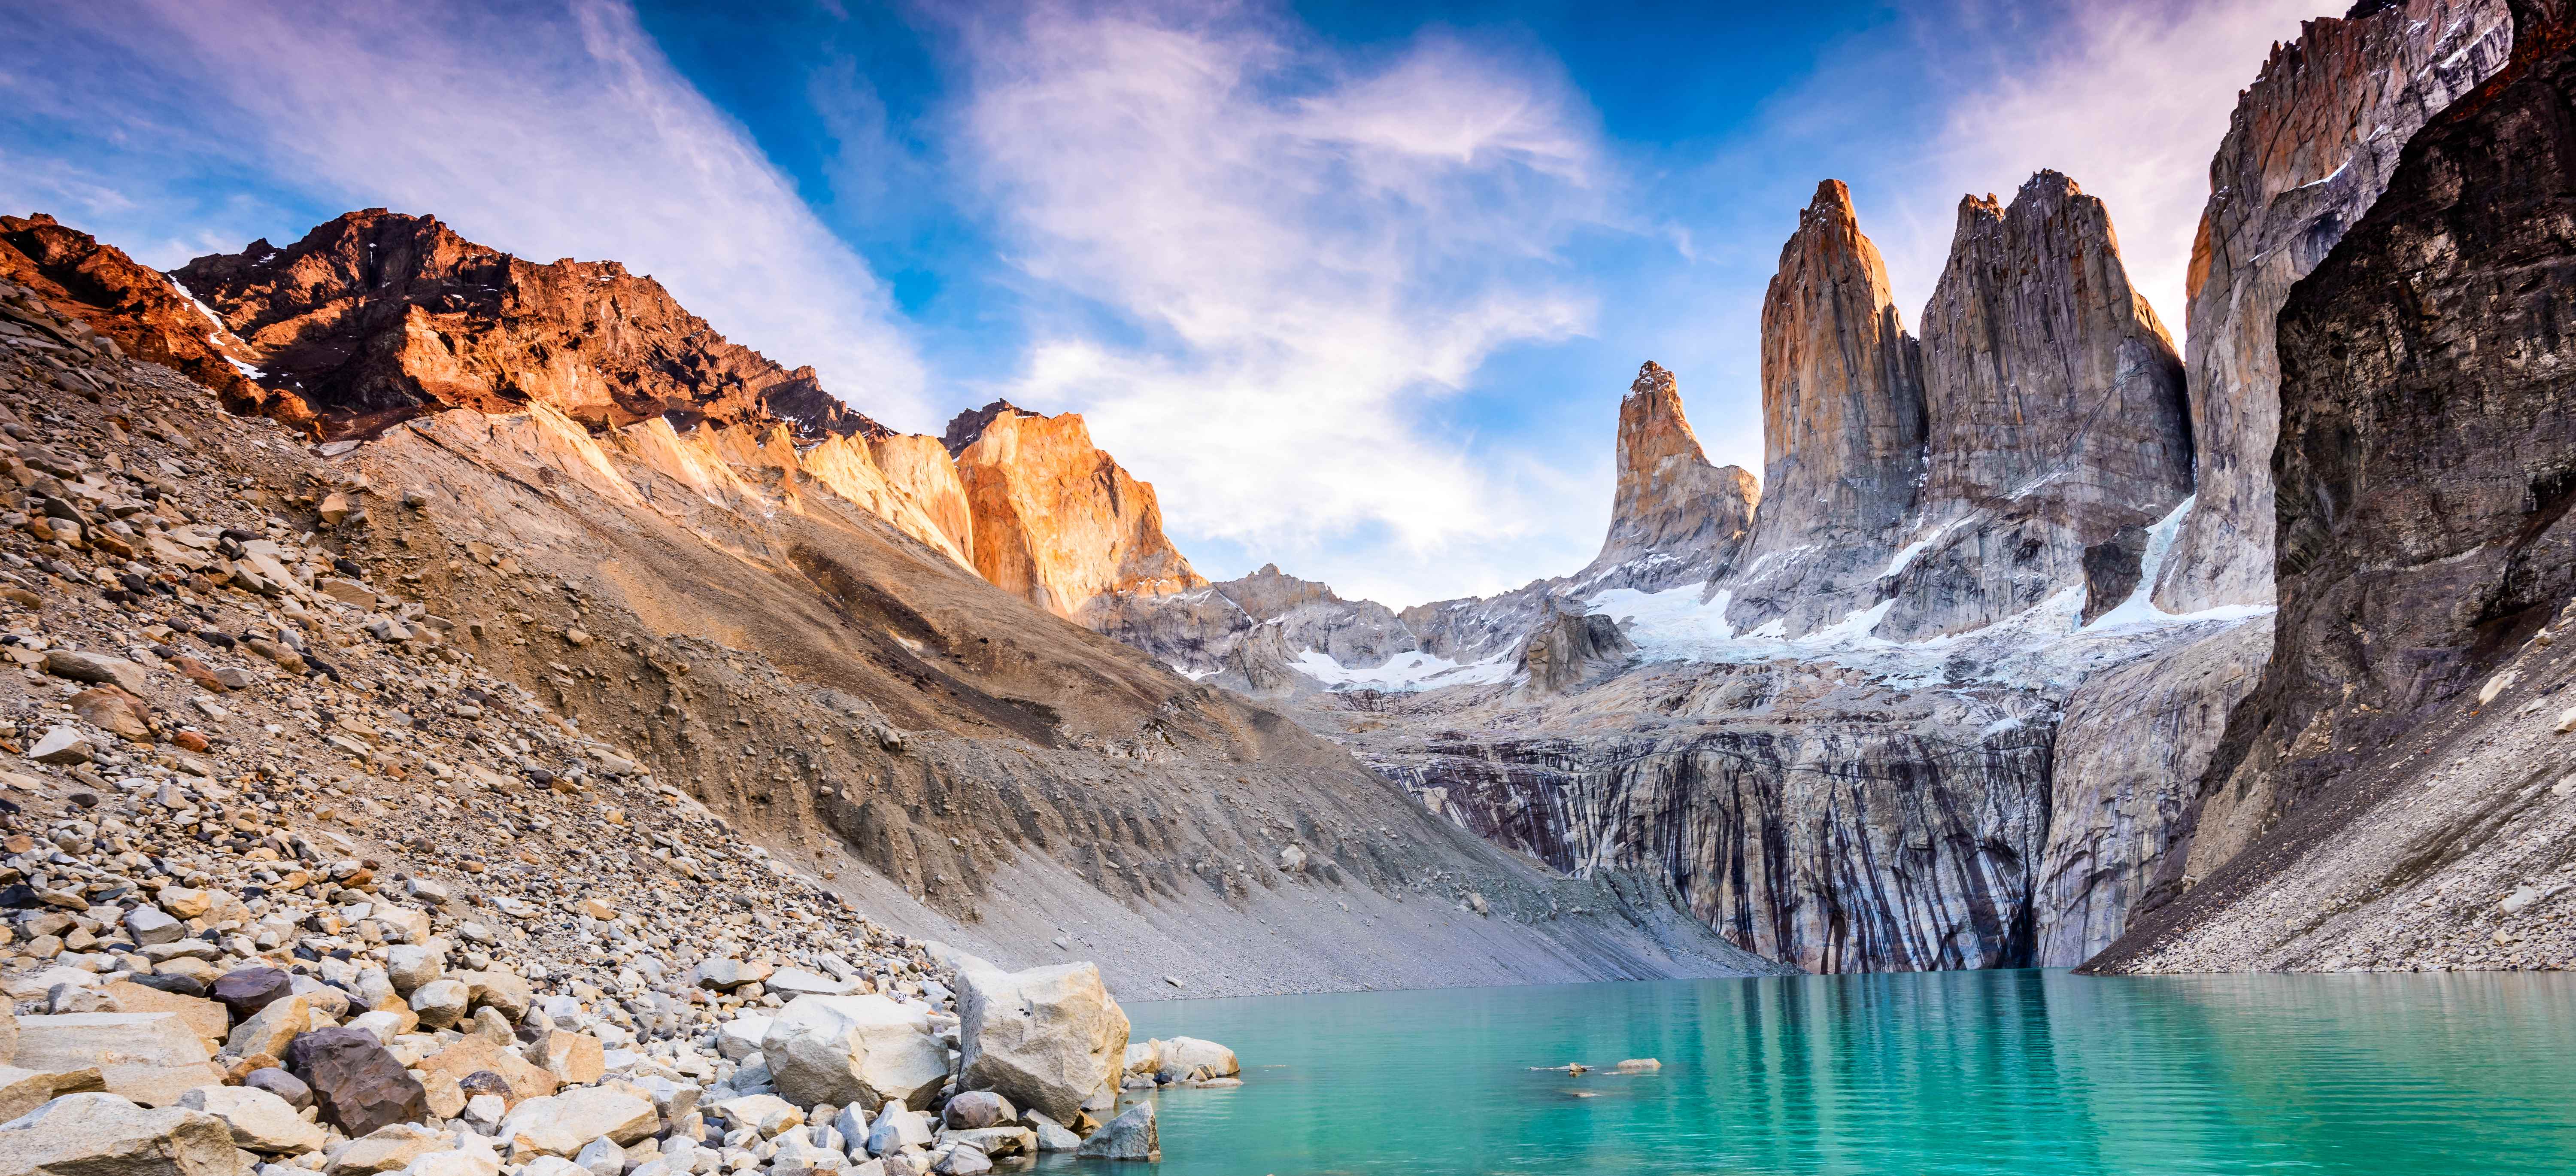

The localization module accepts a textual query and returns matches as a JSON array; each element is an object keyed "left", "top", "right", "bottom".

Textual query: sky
[{"left": 0, "top": 0, "right": 2331, "bottom": 608}]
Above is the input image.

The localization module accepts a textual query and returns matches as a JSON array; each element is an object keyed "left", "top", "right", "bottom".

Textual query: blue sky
[{"left": 0, "top": 0, "right": 2325, "bottom": 606}]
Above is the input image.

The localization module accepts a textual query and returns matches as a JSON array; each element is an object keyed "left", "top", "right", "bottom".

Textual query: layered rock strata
[
  {"left": 2152, "top": 0, "right": 2514, "bottom": 613},
  {"left": 1350, "top": 664, "right": 2057, "bottom": 972},
  {"left": 2096, "top": 0, "right": 2576, "bottom": 974}
]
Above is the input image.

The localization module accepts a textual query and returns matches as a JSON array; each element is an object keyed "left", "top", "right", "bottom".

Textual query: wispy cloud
[
  {"left": 1889, "top": 0, "right": 2323, "bottom": 331},
  {"left": 943, "top": 1, "right": 1610, "bottom": 605},
  {"left": 0, "top": 0, "right": 931, "bottom": 428}
]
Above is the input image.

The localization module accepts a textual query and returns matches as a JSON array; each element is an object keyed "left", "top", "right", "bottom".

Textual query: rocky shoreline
[{"left": 0, "top": 279, "right": 1250, "bottom": 1176}]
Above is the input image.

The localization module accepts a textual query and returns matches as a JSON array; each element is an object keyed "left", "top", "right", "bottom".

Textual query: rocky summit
[{"left": 1044, "top": 0, "right": 2563, "bottom": 982}]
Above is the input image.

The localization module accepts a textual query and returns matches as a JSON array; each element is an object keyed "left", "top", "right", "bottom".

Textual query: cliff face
[
  {"left": 0, "top": 213, "right": 295, "bottom": 423},
  {"left": 1354, "top": 665, "right": 2057, "bottom": 972},
  {"left": 172, "top": 210, "right": 887, "bottom": 442},
  {"left": 1726, "top": 180, "right": 1927, "bottom": 639},
  {"left": 1884, "top": 172, "right": 2192, "bottom": 638},
  {"left": 2094, "top": 0, "right": 2576, "bottom": 975},
  {"left": 1581, "top": 362, "right": 1760, "bottom": 593},
  {"left": 949, "top": 402, "right": 1206, "bottom": 618},
  {"left": 2153, "top": 0, "right": 2514, "bottom": 613}
]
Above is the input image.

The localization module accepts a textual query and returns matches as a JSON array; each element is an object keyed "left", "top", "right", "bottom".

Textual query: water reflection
[{"left": 1082, "top": 970, "right": 2576, "bottom": 1175}]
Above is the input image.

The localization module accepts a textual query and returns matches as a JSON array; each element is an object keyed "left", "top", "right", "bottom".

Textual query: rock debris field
[{"left": 0, "top": 279, "right": 1240, "bottom": 1176}]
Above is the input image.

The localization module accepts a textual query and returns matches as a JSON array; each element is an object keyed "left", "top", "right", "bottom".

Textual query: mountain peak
[{"left": 169, "top": 210, "right": 887, "bottom": 442}]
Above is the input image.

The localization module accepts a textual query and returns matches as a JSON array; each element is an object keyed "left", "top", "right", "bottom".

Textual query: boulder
[
  {"left": 687, "top": 960, "right": 770, "bottom": 993},
  {"left": 223, "top": 994, "right": 315, "bottom": 1060},
  {"left": 42, "top": 650, "right": 153, "bottom": 696},
  {"left": 121, "top": 908, "right": 183, "bottom": 947},
  {"left": 495, "top": 1088, "right": 656, "bottom": 1158},
  {"left": 571, "top": 1138, "right": 624, "bottom": 1176},
  {"left": 179, "top": 1083, "right": 328, "bottom": 1153},
  {"left": 383, "top": 947, "right": 442, "bottom": 996},
  {"left": 99, "top": 984, "right": 226, "bottom": 1042},
  {"left": 241, "top": 1068, "right": 310, "bottom": 1110},
  {"left": 323, "top": 1123, "right": 448, "bottom": 1175},
  {"left": 936, "top": 1128, "right": 1031, "bottom": 1160},
  {"left": 525, "top": 1032, "right": 603, "bottom": 1086},
  {"left": 12, "top": 1013, "right": 223, "bottom": 1108},
  {"left": 759, "top": 996, "right": 947, "bottom": 1112},
  {"left": 407, "top": 982, "right": 467, "bottom": 1031},
  {"left": 1023, "top": 1112, "right": 1080, "bottom": 1153},
  {"left": 862, "top": 1103, "right": 934, "bottom": 1157},
  {"left": 0, "top": 1092, "right": 248, "bottom": 1176},
  {"left": 209, "top": 969, "right": 293, "bottom": 1024},
  {"left": 404, "top": 1140, "right": 503, "bottom": 1176},
  {"left": 285, "top": 1027, "right": 428, "bottom": 1138},
  {"left": 1073, "top": 1102, "right": 1156, "bottom": 1162},
  {"left": 418, "top": 1037, "right": 556, "bottom": 1104},
  {"left": 29, "top": 727, "right": 94, "bottom": 766},
  {"left": 0, "top": 1066, "right": 106, "bottom": 1121},
  {"left": 940, "top": 1092, "right": 1009, "bottom": 1130},
  {"left": 955, "top": 963, "right": 1129, "bottom": 1121},
  {"left": 1157, "top": 1036, "right": 1237, "bottom": 1079},
  {"left": 446, "top": 972, "right": 532, "bottom": 1022},
  {"left": 713, "top": 1016, "right": 771, "bottom": 1063}
]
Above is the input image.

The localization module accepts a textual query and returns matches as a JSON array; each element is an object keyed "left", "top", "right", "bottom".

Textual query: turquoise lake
[{"left": 1079, "top": 969, "right": 2576, "bottom": 1174}]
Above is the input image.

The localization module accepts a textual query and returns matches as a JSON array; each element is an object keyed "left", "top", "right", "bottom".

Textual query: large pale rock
[
  {"left": 0, "top": 1093, "right": 248, "bottom": 1176},
  {"left": 446, "top": 972, "right": 531, "bottom": 1021},
  {"left": 0, "top": 1067, "right": 105, "bottom": 1121},
  {"left": 495, "top": 1088, "right": 656, "bottom": 1157},
  {"left": 1726, "top": 180, "right": 1927, "bottom": 639},
  {"left": 98, "top": 985, "right": 225, "bottom": 1043},
  {"left": 759, "top": 997, "right": 946, "bottom": 1112},
  {"left": 416, "top": 1037, "right": 556, "bottom": 1103},
  {"left": 1155, "top": 1037, "right": 1238, "bottom": 1079},
  {"left": 1073, "top": 1102, "right": 1156, "bottom": 1162},
  {"left": 2153, "top": 0, "right": 2513, "bottom": 612},
  {"left": 862, "top": 1104, "right": 934, "bottom": 1157},
  {"left": 382, "top": 948, "right": 441, "bottom": 997},
  {"left": 223, "top": 994, "right": 314, "bottom": 1060},
  {"left": 956, "top": 964, "right": 1129, "bottom": 1122},
  {"left": 324, "top": 1124, "right": 447, "bottom": 1176},
  {"left": 1577, "top": 362, "right": 1759, "bottom": 594},
  {"left": 179, "top": 1084, "right": 328, "bottom": 1154},
  {"left": 12, "top": 1014, "right": 221, "bottom": 1108},
  {"left": 41, "top": 650, "right": 152, "bottom": 696},
  {"left": 713, "top": 1016, "right": 771, "bottom": 1063},
  {"left": 284, "top": 1027, "right": 427, "bottom": 1138},
  {"left": 524, "top": 1032, "right": 602, "bottom": 1087}
]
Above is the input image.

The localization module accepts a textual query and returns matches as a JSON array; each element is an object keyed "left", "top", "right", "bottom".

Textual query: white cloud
[
  {"left": 1, "top": 0, "right": 931, "bottom": 429},
  {"left": 947, "top": 1, "right": 1609, "bottom": 606}
]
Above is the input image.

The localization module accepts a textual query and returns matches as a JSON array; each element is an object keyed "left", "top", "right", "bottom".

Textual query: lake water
[{"left": 1087, "top": 969, "right": 2576, "bottom": 1174}]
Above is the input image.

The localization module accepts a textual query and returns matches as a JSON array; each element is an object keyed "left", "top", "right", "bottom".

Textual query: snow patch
[{"left": 1290, "top": 648, "right": 1513, "bottom": 692}]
